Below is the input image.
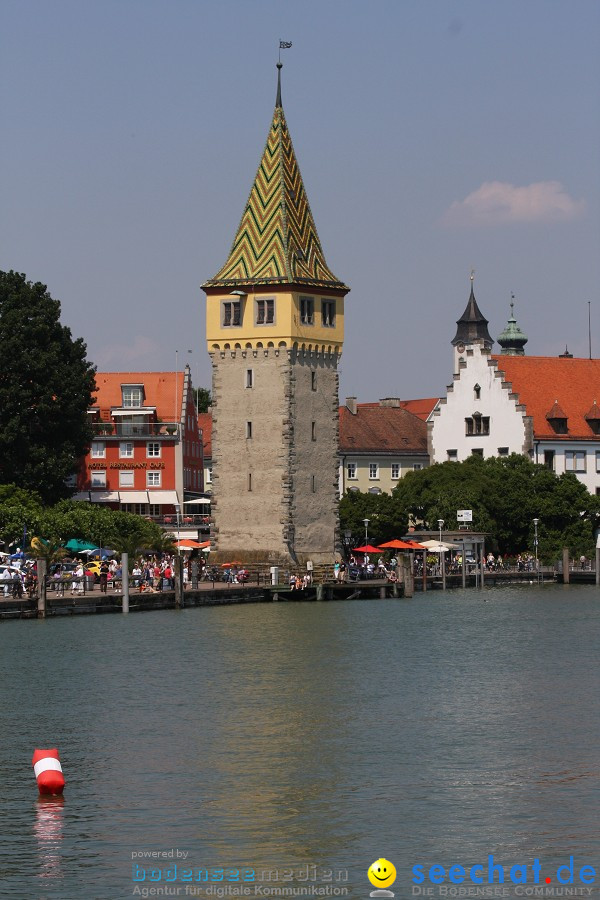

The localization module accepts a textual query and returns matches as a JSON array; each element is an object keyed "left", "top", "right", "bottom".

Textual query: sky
[{"left": 1, "top": 0, "right": 599, "bottom": 403}]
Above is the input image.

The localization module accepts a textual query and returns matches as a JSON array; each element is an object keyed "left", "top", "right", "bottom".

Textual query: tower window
[
  {"left": 256, "top": 298, "right": 275, "bottom": 325},
  {"left": 222, "top": 300, "right": 241, "bottom": 327},
  {"left": 248, "top": 472, "right": 252, "bottom": 491},
  {"left": 311, "top": 421, "right": 316, "bottom": 441},
  {"left": 311, "top": 371, "right": 317, "bottom": 391},
  {"left": 246, "top": 369, "right": 254, "bottom": 388},
  {"left": 474, "top": 383, "right": 481, "bottom": 400},
  {"left": 300, "top": 297, "right": 314, "bottom": 325},
  {"left": 246, "top": 421, "right": 252, "bottom": 439},
  {"left": 322, "top": 300, "right": 336, "bottom": 327},
  {"left": 312, "top": 475, "right": 316, "bottom": 493}
]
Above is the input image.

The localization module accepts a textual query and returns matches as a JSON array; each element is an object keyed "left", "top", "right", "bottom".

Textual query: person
[
  {"left": 333, "top": 560, "right": 340, "bottom": 581},
  {"left": 2, "top": 567, "right": 13, "bottom": 597},
  {"left": 99, "top": 561, "right": 109, "bottom": 593},
  {"left": 339, "top": 561, "right": 346, "bottom": 582},
  {"left": 132, "top": 563, "right": 142, "bottom": 587},
  {"left": 580, "top": 555, "right": 586, "bottom": 570},
  {"left": 72, "top": 563, "right": 84, "bottom": 595}
]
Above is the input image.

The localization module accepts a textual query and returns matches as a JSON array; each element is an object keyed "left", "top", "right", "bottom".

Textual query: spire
[
  {"left": 497, "top": 293, "right": 528, "bottom": 355},
  {"left": 451, "top": 272, "right": 493, "bottom": 348},
  {"left": 203, "top": 64, "right": 348, "bottom": 291}
]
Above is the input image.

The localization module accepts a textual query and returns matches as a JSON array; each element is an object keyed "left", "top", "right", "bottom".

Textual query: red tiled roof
[
  {"left": 198, "top": 413, "right": 212, "bottom": 459},
  {"left": 92, "top": 372, "right": 185, "bottom": 421},
  {"left": 339, "top": 405, "right": 427, "bottom": 454},
  {"left": 493, "top": 355, "right": 600, "bottom": 440},
  {"left": 399, "top": 398, "right": 439, "bottom": 420}
]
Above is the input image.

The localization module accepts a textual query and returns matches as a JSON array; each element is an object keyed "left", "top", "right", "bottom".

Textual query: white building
[{"left": 429, "top": 280, "right": 600, "bottom": 495}]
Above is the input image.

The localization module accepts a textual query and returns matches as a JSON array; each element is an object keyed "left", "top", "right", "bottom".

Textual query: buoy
[{"left": 32, "top": 748, "right": 65, "bottom": 795}]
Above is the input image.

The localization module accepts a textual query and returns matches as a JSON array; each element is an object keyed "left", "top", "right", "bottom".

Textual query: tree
[
  {"left": 339, "top": 489, "right": 408, "bottom": 549},
  {"left": 0, "top": 271, "right": 96, "bottom": 503},
  {"left": 194, "top": 386, "right": 212, "bottom": 413}
]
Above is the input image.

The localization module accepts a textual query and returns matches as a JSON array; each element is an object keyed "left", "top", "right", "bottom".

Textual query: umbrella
[
  {"left": 89, "top": 547, "right": 116, "bottom": 559},
  {"left": 221, "top": 561, "right": 243, "bottom": 567},
  {"left": 403, "top": 539, "right": 428, "bottom": 550},
  {"left": 183, "top": 498, "right": 211, "bottom": 505},
  {"left": 378, "top": 539, "right": 415, "bottom": 550},
  {"left": 353, "top": 545, "right": 382, "bottom": 554},
  {"left": 64, "top": 538, "right": 97, "bottom": 552},
  {"left": 174, "top": 540, "right": 211, "bottom": 550},
  {"left": 420, "top": 540, "right": 460, "bottom": 551}
]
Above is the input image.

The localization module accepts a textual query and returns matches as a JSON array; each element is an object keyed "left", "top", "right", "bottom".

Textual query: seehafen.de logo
[{"left": 412, "top": 857, "right": 595, "bottom": 887}]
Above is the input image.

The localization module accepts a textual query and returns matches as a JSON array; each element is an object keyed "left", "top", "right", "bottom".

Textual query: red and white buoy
[{"left": 32, "top": 748, "right": 65, "bottom": 795}]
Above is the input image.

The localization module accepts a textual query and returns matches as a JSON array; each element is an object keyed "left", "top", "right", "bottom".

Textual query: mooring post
[
  {"left": 36, "top": 558, "right": 47, "bottom": 619},
  {"left": 122, "top": 552, "right": 129, "bottom": 613},
  {"left": 316, "top": 583, "right": 324, "bottom": 601},
  {"left": 174, "top": 556, "right": 182, "bottom": 609},
  {"left": 402, "top": 554, "right": 413, "bottom": 598},
  {"left": 562, "top": 548, "right": 570, "bottom": 584}
]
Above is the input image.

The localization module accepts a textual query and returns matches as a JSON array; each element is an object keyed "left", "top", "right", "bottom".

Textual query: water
[{"left": 0, "top": 584, "right": 598, "bottom": 899}]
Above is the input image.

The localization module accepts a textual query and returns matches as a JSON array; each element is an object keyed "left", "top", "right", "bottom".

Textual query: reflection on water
[
  {"left": 0, "top": 584, "right": 598, "bottom": 898},
  {"left": 34, "top": 797, "right": 64, "bottom": 881}
]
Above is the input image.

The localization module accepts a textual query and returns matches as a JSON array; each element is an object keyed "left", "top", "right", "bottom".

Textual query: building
[
  {"left": 339, "top": 397, "right": 436, "bottom": 495},
  {"left": 197, "top": 411, "right": 212, "bottom": 494},
  {"left": 429, "top": 281, "right": 600, "bottom": 494},
  {"left": 201, "top": 63, "right": 349, "bottom": 562},
  {"left": 75, "top": 367, "right": 205, "bottom": 534}
]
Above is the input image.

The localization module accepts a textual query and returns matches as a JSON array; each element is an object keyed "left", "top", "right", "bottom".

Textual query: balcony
[{"left": 91, "top": 422, "right": 181, "bottom": 439}]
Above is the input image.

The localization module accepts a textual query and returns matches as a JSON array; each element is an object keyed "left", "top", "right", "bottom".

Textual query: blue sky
[{"left": 1, "top": 0, "right": 598, "bottom": 402}]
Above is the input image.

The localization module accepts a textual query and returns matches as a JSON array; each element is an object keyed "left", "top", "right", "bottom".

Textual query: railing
[
  {"left": 143, "top": 514, "right": 211, "bottom": 529},
  {"left": 91, "top": 422, "right": 181, "bottom": 439}
]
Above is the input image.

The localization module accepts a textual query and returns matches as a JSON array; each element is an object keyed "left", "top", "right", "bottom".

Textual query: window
[
  {"left": 312, "top": 475, "right": 316, "bottom": 493},
  {"left": 91, "top": 441, "right": 105, "bottom": 458},
  {"left": 206, "top": 465, "right": 212, "bottom": 483},
  {"left": 596, "top": 451, "right": 600, "bottom": 473},
  {"left": 222, "top": 300, "right": 241, "bottom": 327},
  {"left": 369, "top": 463, "right": 379, "bottom": 480},
  {"left": 119, "top": 441, "right": 134, "bottom": 458},
  {"left": 545, "top": 450, "right": 556, "bottom": 470},
  {"left": 322, "top": 300, "right": 336, "bottom": 327},
  {"left": 447, "top": 449, "right": 458, "bottom": 461},
  {"left": 300, "top": 297, "right": 314, "bottom": 325},
  {"left": 368, "top": 487, "right": 381, "bottom": 494},
  {"left": 413, "top": 464, "right": 423, "bottom": 470},
  {"left": 474, "top": 383, "right": 481, "bottom": 400},
  {"left": 347, "top": 463, "right": 357, "bottom": 480},
  {"left": 119, "top": 470, "right": 134, "bottom": 488},
  {"left": 465, "top": 415, "right": 490, "bottom": 436},
  {"left": 391, "top": 463, "right": 400, "bottom": 479},
  {"left": 311, "top": 421, "right": 316, "bottom": 441},
  {"left": 248, "top": 473, "right": 252, "bottom": 492},
  {"left": 311, "top": 371, "right": 317, "bottom": 391},
  {"left": 472, "top": 448, "right": 484, "bottom": 457},
  {"left": 147, "top": 442, "right": 161, "bottom": 458},
  {"left": 566, "top": 451, "right": 586, "bottom": 472},
  {"left": 147, "top": 470, "right": 161, "bottom": 487},
  {"left": 149, "top": 504, "right": 160, "bottom": 516},
  {"left": 246, "top": 421, "right": 253, "bottom": 439},
  {"left": 246, "top": 369, "right": 254, "bottom": 388},
  {"left": 91, "top": 470, "right": 106, "bottom": 488},
  {"left": 122, "top": 386, "right": 143, "bottom": 407},
  {"left": 498, "top": 447, "right": 509, "bottom": 456},
  {"left": 256, "top": 299, "right": 274, "bottom": 325}
]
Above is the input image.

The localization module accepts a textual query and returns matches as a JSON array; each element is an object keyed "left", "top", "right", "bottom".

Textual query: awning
[
  {"left": 118, "top": 491, "right": 150, "bottom": 504},
  {"left": 90, "top": 491, "right": 120, "bottom": 503},
  {"left": 183, "top": 498, "right": 211, "bottom": 505},
  {"left": 146, "top": 490, "right": 179, "bottom": 505},
  {"left": 71, "top": 492, "right": 92, "bottom": 502},
  {"left": 110, "top": 408, "right": 156, "bottom": 416}
]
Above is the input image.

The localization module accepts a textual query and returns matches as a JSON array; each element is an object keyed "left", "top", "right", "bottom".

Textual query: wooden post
[
  {"left": 174, "top": 556, "right": 182, "bottom": 609},
  {"left": 562, "top": 548, "right": 570, "bottom": 584},
  {"left": 36, "top": 558, "right": 47, "bottom": 619},
  {"left": 316, "top": 583, "right": 324, "bottom": 601},
  {"left": 402, "top": 554, "right": 413, "bottom": 598},
  {"left": 422, "top": 549, "right": 427, "bottom": 592},
  {"left": 122, "top": 552, "right": 129, "bottom": 613}
]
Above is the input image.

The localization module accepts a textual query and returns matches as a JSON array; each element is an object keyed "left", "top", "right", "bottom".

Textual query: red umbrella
[
  {"left": 353, "top": 545, "right": 382, "bottom": 554},
  {"left": 404, "top": 539, "right": 428, "bottom": 550},
  {"left": 378, "top": 539, "right": 415, "bottom": 550}
]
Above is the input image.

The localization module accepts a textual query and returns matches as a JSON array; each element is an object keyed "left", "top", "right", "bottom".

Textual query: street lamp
[
  {"left": 363, "top": 518, "right": 370, "bottom": 544},
  {"left": 533, "top": 517, "right": 539, "bottom": 572},
  {"left": 438, "top": 518, "right": 444, "bottom": 547},
  {"left": 438, "top": 518, "right": 445, "bottom": 583},
  {"left": 174, "top": 503, "right": 182, "bottom": 552}
]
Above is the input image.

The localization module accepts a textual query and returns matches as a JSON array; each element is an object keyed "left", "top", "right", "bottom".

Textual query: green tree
[
  {"left": 0, "top": 271, "right": 96, "bottom": 503},
  {"left": 339, "top": 489, "right": 408, "bottom": 549},
  {"left": 194, "top": 386, "right": 212, "bottom": 413}
]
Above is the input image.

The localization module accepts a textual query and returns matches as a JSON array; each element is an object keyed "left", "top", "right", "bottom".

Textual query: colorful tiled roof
[
  {"left": 198, "top": 412, "right": 212, "bottom": 459},
  {"left": 493, "top": 356, "right": 600, "bottom": 440},
  {"left": 339, "top": 405, "right": 428, "bottom": 454},
  {"left": 92, "top": 372, "right": 185, "bottom": 421},
  {"left": 203, "top": 66, "right": 348, "bottom": 291}
]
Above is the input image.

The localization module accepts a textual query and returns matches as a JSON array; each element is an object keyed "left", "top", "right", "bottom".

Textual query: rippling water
[{"left": 0, "top": 584, "right": 598, "bottom": 899}]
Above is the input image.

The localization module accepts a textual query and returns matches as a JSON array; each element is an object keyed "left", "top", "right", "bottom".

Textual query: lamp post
[
  {"left": 363, "top": 518, "right": 370, "bottom": 544},
  {"left": 344, "top": 529, "right": 352, "bottom": 560},
  {"left": 533, "top": 517, "right": 539, "bottom": 575},
  {"left": 438, "top": 518, "right": 445, "bottom": 588}
]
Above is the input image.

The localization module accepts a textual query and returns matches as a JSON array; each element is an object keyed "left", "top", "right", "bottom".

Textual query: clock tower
[{"left": 452, "top": 273, "right": 493, "bottom": 374}]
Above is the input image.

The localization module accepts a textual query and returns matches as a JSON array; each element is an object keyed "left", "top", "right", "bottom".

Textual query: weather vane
[{"left": 278, "top": 40, "right": 292, "bottom": 63}]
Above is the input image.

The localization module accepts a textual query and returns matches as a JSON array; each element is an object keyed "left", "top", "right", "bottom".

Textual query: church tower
[
  {"left": 497, "top": 296, "right": 528, "bottom": 356},
  {"left": 451, "top": 272, "right": 493, "bottom": 374},
  {"left": 202, "top": 63, "right": 349, "bottom": 563}
]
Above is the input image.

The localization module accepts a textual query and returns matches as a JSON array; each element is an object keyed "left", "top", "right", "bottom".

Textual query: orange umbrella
[{"left": 378, "top": 539, "right": 415, "bottom": 550}]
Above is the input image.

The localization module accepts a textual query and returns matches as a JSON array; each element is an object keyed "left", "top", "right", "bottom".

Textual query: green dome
[{"left": 498, "top": 298, "right": 528, "bottom": 355}]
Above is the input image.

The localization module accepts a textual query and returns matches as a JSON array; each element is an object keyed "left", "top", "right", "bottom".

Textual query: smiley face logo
[{"left": 368, "top": 859, "right": 396, "bottom": 889}]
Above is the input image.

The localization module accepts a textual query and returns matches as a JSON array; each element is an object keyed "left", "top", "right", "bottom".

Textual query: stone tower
[
  {"left": 202, "top": 64, "right": 349, "bottom": 563},
  {"left": 451, "top": 272, "right": 493, "bottom": 374}
]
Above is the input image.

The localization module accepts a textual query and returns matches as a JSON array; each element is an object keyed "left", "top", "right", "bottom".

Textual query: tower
[
  {"left": 451, "top": 272, "right": 493, "bottom": 373},
  {"left": 497, "top": 296, "right": 528, "bottom": 356},
  {"left": 202, "top": 64, "right": 349, "bottom": 563}
]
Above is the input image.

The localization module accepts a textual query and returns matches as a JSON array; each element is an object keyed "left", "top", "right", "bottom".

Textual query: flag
[{"left": 279, "top": 41, "right": 292, "bottom": 49}]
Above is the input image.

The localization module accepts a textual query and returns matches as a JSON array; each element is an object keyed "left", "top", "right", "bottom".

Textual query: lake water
[{"left": 0, "top": 584, "right": 598, "bottom": 900}]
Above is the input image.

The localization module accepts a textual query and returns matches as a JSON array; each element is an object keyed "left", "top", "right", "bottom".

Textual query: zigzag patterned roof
[{"left": 203, "top": 69, "right": 348, "bottom": 291}]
